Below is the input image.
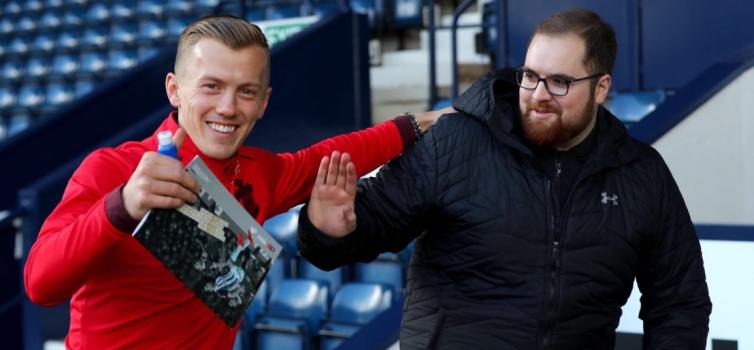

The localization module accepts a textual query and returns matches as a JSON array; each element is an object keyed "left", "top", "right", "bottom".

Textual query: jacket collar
[{"left": 453, "top": 69, "right": 640, "bottom": 171}]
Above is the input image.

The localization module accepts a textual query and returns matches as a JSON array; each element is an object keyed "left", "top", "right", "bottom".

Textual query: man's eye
[{"left": 550, "top": 77, "right": 568, "bottom": 87}]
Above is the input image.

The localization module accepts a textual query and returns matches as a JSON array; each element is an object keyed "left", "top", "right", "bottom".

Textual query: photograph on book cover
[{"left": 134, "top": 156, "right": 282, "bottom": 326}]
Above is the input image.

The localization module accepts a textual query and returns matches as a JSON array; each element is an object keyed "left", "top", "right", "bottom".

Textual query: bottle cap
[{"left": 157, "top": 130, "right": 173, "bottom": 146}]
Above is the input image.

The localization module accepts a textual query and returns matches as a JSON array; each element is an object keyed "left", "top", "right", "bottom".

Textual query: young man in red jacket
[{"left": 24, "top": 15, "right": 442, "bottom": 349}]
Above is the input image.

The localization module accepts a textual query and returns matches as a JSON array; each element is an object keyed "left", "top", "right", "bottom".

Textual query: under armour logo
[{"left": 601, "top": 192, "right": 619, "bottom": 206}]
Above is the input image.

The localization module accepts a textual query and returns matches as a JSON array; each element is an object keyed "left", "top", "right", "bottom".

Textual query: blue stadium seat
[
  {"left": 18, "top": 16, "right": 38, "bottom": 34},
  {"left": 80, "top": 51, "right": 107, "bottom": 75},
  {"left": 354, "top": 252, "right": 404, "bottom": 292},
  {"left": 57, "top": 31, "right": 81, "bottom": 52},
  {"left": 1, "top": 60, "right": 24, "bottom": 82},
  {"left": 0, "top": 18, "right": 13, "bottom": 35},
  {"left": 297, "top": 258, "right": 344, "bottom": 293},
  {"left": 85, "top": 2, "right": 111, "bottom": 23},
  {"left": 9, "top": 36, "right": 30, "bottom": 56},
  {"left": 82, "top": 26, "right": 109, "bottom": 49},
  {"left": 45, "top": 0, "right": 65, "bottom": 9},
  {"left": 74, "top": 77, "right": 95, "bottom": 98},
  {"left": 7, "top": 111, "right": 32, "bottom": 137},
  {"left": 319, "top": 283, "right": 394, "bottom": 349},
  {"left": 25, "top": 0, "right": 44, "bottom": 13},
  {"left": 238, "top": 280, "right": 270, "bottom": 349},
  {"left": 32, "top": 34, "right": 56, "bottom": 55},
  {"left": 256, "top": 279, "right": 329, "bottom": 350},
  {"left": 138, "top": 0, "right": 165, "bottom": 18},
  {"left": 0, "top": 85, "right": 17, "bottom": 110},
  {"left": 26, "top": 57, "right": 51, "bottom": 79},
  {"left": 111, "top": 22, "right": 139, "bottom": 45},
  {"left": 39, "top": 11, "right": 63, "bottom": 31},
  {"left": 195, "top": 0, "right": 222, "bottom": 12},
  {"left": 108, "top": 49, "right": 138, "bottom": 72},
  {"left": 246, "top": 8, "right": 267, "bottom": 22},
  {"left": 18, "top": 84, "right": 45, "bottom": 108},
  {"left": 266, "top": 256, "right": 287, "bottom": 292},
  {"left": 604, "top": 91, "right": 667, "bottom": 124},
  {"left": 51, "top": 54, "right": 79, "bottom": 76},
  {"left": 63, "top": 7, "right": 85, "bottom": 28},
  {"left": 263, "top": 206, "right": 301, "bottom": 259},
  {"left": 138, "top": 45, "right": 160, "bottom": 61},
  {"left": 166, "top": 0, "right": 194, "bottom": 15},
  {"left": 111, "top": 0, "right": 137, "bottom": 19},
  {"left": 140, "top": 19, "right": 167, "bottom": 42},
  {"left": 45, "top": 80, "right": 75, "bottom": 107},
  {"left": 3, "top": 2, "right": 22, "bottom": 17}
]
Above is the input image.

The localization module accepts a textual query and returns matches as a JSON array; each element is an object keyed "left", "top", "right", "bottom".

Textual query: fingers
[
  {"left": 345, "top": 160, "right": 357, "bottom": 196},
  {"left": 123, "top": 152, "right": 198, "bottom": 220},
  {"left": 335, "top": 152, "right": 350, "bottom": 188},
  {"left": 315, "top": 155, "right": 329, "bottom": 187},
  {"left": 326, "top": 151, "right": 341, "bottom": 185}
]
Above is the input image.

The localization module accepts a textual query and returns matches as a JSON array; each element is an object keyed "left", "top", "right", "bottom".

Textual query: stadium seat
[
  {"left": 32, "top": 34, "right": 56, "bottom": 55},
  {"left": 604, "top": 91, "right": 667, "bottom": 123},
  {"left": 45, "top": 0, "right": 65, "bottom": 9},
  {"left": 26, "top": 57, "right": 51, "bottom": 79},
  {"left": 246, "top": 8, "right": 267, "bottom": 22},
  {"left": 313, "top": 2, "right": 340, "bottom": 17},
  {"left": 263, "top": 206, "right": 301, "bottom": 259},
  {"left": 0, "top": 18, "right": 13, "bottom": 35},
  {"left": 195, "top": 0, "right": 222, "bottom": 12},
  {"left": 166, "top": 0, "right": 194, "bottom": 15},
  {"left": 3, "top": 2, "right": 22, "bottom": 17},
  {"left": 354, "top": 252, "right": 404, "bottom": 291},
  {"left": 46, "top": 80, "right": 75, "bottom": 107},
  {"left": 1, "top": 60, "right": 24, "bottom": 81},
  {"left": 39, "top": 11, "right": 63, "bottom": 31},
  {"left": 85, "top": 2, "right": 111, "bottom": 23},
  {"left": 112, "top": 22, "right": 139, "bottom": 45},
  {"left": 266, "top": 256, "right": 286, "bottom": 292},
  {"left": 7, "top": 111, "right": 32, "bottom": 136},
  {"left": 80, "top": 51, "right": 107, "bottom": 75},
  {"left": 107, "top": 49, "right": 138, "bottom": 72},
  {"left": 82, "top": 26, "right": 109, "bottom": 49},
  {"left": 57, "top": 31, "right": 82, "bottom": 52},
  {"left": 9, "top": 36, "right": 30, "bottom": 56},
  {"left": 140, "top": 19, "right": 167, "bottom": 42},
  {"left": 74, "top": 77, "right": 95, "bottom": 98},
  {"left": 51, "top": 54, "right": 79, "bottom": 77},
  {"left": 0, "top": 85, "right": 17, "bottom": 109},
  {"left": 138, "top": 0, "right": 165, "bottom": 17},
  {"left": 319, "top": 283, "right": 394, "bottom": 349},
  {"left": 137, "top": 45, "right": 160, "bottom": 61},
  {"left": 111, "top": 0, "right": 137, "bottom": 19},
  {"left": 256, "top": 279, "right": 329, "bottom": 350},
  {"left": 238, "top": 280, "right": 270, "bottom": 349},
  {"left": 63, "top": 7, "right": 85, "bottom": 28},
  {"left": 25, "top": 0, "right": 44, "bottom": 13},
  {"left": 391, "top": 0, "right": 422, "bottom": 28},
  {"left": 18, "top": 84, "right": 45, "bottom": 108},
  {"left": 18, "top": 16, "right": 38, "bottom": 34},
  {"left": 167, "top": 16, "right": 192, "bottom": 40}
]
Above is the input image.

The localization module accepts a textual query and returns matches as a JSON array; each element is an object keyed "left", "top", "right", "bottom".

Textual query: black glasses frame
[{"left": 515, "top": 68, "right": 605, "bottom": 96}]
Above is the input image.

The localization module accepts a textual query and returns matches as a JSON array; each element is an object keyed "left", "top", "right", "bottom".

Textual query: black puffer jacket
[{"left": 299, "top": 70, "right": 711, "bottom": 349}]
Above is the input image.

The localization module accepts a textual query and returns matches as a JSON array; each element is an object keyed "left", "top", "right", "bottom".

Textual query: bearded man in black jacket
[{"left": 298, "top": 9, "right": 712, "bottom": 350}]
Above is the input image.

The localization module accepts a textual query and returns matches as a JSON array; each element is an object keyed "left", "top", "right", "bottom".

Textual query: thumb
[{"left": 173, "top": 128, "right": 186, "bottom": 149}]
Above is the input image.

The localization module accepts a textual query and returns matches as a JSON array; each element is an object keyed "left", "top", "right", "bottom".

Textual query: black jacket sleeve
[
  {"left": 297, "top": 125, "right": 439, "bottom": 271},
  {"left": 637, "top": 154, "right": 712, "bottom": 349}
]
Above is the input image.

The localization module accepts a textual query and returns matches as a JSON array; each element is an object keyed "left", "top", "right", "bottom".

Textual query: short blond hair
[{"left": 176, "top": 15, "right": 270, "bottom": 89}]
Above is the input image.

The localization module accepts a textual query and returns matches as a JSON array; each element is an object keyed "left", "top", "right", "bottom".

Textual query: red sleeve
[
  {"left": 24, "top": 149, "right": 136, "bottom": 306},
  {"left": 267, "top": 119, "right": 409, "bottom": 215}
]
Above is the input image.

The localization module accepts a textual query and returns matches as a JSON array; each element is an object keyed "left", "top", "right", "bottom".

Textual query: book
[{"left": 133, "top": 155, "right": 282, "bottom": 326}]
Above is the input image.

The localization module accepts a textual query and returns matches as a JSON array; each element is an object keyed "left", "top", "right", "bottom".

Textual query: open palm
[{"left": 307, "top": 151, "right": 358, "bottom": 238}]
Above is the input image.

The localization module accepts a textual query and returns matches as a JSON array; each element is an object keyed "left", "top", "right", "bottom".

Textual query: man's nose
[
  {"left": 216, "top": 91, "right": 236, "bottom": 117},
  {"left": 532, "top": 80, "right": 553, "bottom": 101}
]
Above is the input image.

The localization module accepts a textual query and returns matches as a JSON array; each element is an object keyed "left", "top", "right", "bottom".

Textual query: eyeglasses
[{"left": 515, "top": 68, "right": 604, "bottom": 96}]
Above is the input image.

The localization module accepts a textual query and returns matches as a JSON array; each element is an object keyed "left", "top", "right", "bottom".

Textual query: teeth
[{"left": 207, "top": 122, "right": 237, "bottom": 133}]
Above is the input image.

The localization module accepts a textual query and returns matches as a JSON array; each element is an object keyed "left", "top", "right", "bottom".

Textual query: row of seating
[
  {"left": 0, "top": 0, "right": 221, "bottom": 20},
  {"left": 227, "top": 206, "right": 407, "bottom": 349}
]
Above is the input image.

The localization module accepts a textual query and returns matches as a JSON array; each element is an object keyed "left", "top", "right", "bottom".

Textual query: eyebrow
[
  {"left": 198, "top": 75, "right": 263, "bottom": 88},
  {"left": 522, "top": 67, "right": 577, "bottom": 80}
]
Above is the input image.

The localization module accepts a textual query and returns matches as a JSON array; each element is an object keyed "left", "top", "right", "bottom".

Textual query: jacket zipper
[{"left": 541, "top": 156, "right": 563, "bottom": 349}]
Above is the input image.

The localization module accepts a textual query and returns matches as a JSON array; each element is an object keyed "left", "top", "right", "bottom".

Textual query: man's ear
[
  {"left": 165, "top": 72, "right": 180, "bottom": 108},
  {"left": 594, "top": 74, "right": 612, "bottom": 105}
]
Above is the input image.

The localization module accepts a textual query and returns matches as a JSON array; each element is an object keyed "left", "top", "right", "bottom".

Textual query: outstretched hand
[{"left": 307, "top": 151, "right": 358, "bottom": 238}]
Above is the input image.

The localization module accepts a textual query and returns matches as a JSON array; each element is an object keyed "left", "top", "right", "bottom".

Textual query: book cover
[{"left": 133, "top": 155, "right": 282, "bottom": 326}]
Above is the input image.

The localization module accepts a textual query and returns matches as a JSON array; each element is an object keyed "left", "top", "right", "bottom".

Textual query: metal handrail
[{"left": 450, "top": 0, "right": 476, "bottom": 100}]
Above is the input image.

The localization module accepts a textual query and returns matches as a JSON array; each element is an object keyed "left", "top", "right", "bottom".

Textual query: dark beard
[{"left": 521, "top": 93, "right": 595, "bottom": 149}]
